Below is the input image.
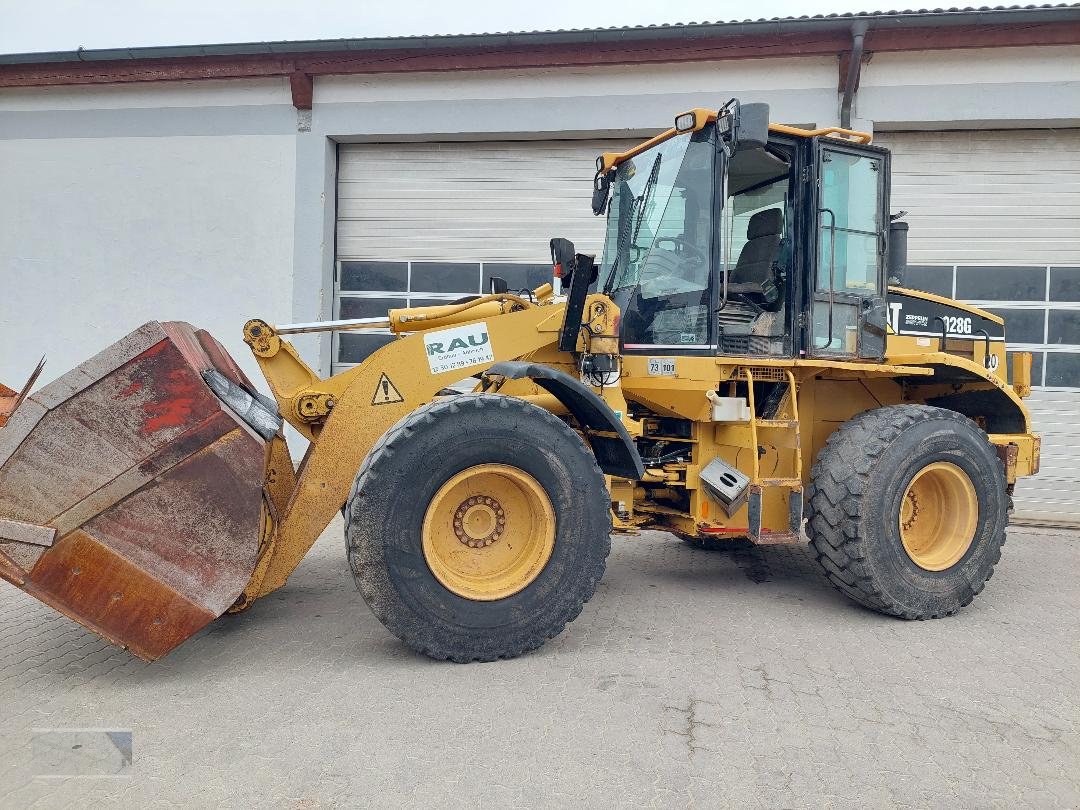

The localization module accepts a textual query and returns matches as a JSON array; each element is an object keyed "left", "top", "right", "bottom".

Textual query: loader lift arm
[{"left": 235, "top": 294, "right": 627, "bottom": 606}]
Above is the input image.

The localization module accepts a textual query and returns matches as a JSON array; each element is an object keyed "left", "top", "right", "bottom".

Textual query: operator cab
[
  {"left": 598, "top": 129, "right": 717, "bottom": 351},
  {"left": 595, "top": 101, "right": 890, "bottom": 362},
  {"left": 715, "top": 143, "right": 792, "bottom": 357}
]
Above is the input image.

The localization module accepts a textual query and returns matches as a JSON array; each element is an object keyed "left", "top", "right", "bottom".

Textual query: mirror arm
[{"left": 591, "top": 170, "right": 613, "bottom": 216}]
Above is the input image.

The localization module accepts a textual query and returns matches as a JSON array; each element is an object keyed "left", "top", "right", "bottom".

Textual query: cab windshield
[{"left": 600, "top": 130, "right": 716, "bottom": 349}]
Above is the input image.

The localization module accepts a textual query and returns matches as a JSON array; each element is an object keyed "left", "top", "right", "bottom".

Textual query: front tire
[
  {"left": 805, "top": 405, "right": 1008, "bottom": 619},
  {"left": 345, "top": 394, "right": 611, "bottom": 662}
]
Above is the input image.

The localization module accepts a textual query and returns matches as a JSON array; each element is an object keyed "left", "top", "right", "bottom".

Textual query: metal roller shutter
[
  {"left": 337, "top": 139, "right": 635, "bottom": 262},
  {"left": 333, "top": 138, "right": 631, "bottom": 374},
  {"left": 877, "top": 129, "right": 1080, "bottom": 524}
]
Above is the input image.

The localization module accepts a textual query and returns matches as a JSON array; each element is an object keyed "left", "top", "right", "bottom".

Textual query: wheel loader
[{"left": 0, "top": 100, "right": 1039, "bottom": 663}]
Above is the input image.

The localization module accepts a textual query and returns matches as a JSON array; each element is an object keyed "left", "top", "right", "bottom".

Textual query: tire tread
[
  {"left": 345, "top": 394, "right": 610, "bottom": 663},
  {"left": 804, "top": 404, "right": 1008, "bottom": 619}
]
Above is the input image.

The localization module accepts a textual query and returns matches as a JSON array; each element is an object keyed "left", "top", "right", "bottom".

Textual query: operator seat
[{"left": 727, "top": 207, "right": 784, "bottom": 307}]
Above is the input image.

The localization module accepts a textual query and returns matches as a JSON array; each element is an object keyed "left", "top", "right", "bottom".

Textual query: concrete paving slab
[{"left": 0, "top": 521, "right": 1077, "bottom": 808}]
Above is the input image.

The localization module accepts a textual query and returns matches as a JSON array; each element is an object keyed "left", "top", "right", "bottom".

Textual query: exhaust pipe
[{"left": 888, "top": 216, "right": 909, "bottom": 286}]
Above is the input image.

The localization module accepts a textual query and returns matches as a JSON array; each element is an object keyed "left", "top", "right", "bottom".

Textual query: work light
[{"left": 674, "top": 111, "right": 697, "bottom": 133}]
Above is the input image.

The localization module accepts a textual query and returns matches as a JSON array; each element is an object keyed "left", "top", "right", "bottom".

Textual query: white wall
[
  {"left": 315, "top": 57, "right": 840, "bottom": 103},
  {"left": 0, "top": 134, "right": 296, "bottom": 391},
  {"left": 313, "top": 57, "right": 842, "bottom": 140},
  {"left": 0, "top": 78, "right": 298, "bottom": 393},
  {"left": 0, "top": 77, "right": 289, "bottom": 111},
  {"left": 861, "top": 45, "right": 1080, "bottom": 130}
]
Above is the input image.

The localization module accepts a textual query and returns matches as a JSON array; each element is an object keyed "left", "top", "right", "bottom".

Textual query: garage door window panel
[
  {"left": 483, "top": 263, "right": 552, "bottom": 294},
  {"left": 340, "top": 261, "right": 408, "bottom": 292},
  {"left": 338, "top": 297, "right": 406, "bottom": 320},
  {"left": 1050, "top": 267, "right": 1080, "bottom": 302},
  {"left": 410, "top": 262, "right": 481, "bottom": 294},
  {"left": 1045, "top": 352, "right": 1080, "bottom": 388},
  {"left": 332, "top": 260, "right": 562, "bottom": 370},
  {"left": 902, "top": 265, "right": 954, "bottom": 298},
  {"left": 986, "top": 308, "right": 1046, "bottom": 346},
  {"left": 1048, "top": 310, "right": 1080, "bottom": 345},
  {"left": 956, "top": 266, "right": 1046, "bottom": 302}
]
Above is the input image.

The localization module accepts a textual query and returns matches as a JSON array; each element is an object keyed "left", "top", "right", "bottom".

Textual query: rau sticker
[{"left": 423, "top": 324, "right": 495, "bottom": 375}]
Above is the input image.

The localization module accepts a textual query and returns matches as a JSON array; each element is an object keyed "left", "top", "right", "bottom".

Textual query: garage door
[
  {"left": 876, "top": 129, "right": 1080, "bottom": 524},
  {"left": 334, "top": 138, "right": 631, "bottom": 373}
]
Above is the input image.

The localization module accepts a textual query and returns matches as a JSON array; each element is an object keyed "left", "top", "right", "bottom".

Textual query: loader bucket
[
  {"left": 0, "top": 356, "right": 44, "bottom": 428},
  {"left": 0, "top": 322, "right": 276, "bottom": 660}
]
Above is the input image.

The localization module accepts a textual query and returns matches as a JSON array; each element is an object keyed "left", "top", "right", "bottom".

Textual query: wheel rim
[
  {"left": 422, "top": 464, "right": 556, "bottom": 601},
  {"left": 898, "top": 461, "right": 979, "bottom": 571}
]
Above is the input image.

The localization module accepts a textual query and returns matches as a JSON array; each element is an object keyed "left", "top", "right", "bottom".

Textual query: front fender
[{"left": 486, "top": 361, "right": 644, "bottom": 480}]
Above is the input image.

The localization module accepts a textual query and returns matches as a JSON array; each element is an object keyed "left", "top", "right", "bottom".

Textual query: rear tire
[
  {"left": 805, "top": 404, "right": 1007, "bottom": 619},
  {"left": 345, "top": 394, "right": 610, "bottom": 662}
]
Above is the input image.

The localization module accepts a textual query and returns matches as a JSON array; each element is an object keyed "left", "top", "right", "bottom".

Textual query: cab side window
[
  {"left": 817, "top": 152, "right": 882, "bottom": 294},
  {"left": 813, "top": 149, "right": 884, "bottom": 352}
]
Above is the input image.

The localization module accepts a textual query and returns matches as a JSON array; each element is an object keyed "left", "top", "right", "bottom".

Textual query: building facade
[{"left": 2, "top": 6, "right": 1079, "bottom": 521}]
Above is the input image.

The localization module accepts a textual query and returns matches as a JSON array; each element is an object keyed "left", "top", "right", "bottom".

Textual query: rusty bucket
[{"left": 0, "top": 322, "right": 275, "bottom": 660}]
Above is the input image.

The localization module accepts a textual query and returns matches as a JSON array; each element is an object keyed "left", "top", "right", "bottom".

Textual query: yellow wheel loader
[{"left": 0, "top": 100, "right": 1039, "bottom": 663}]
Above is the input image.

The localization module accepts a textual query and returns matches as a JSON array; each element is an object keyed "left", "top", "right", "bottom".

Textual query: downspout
[{"left": 840, "top": 21, "right": 869, "bottom": 129}]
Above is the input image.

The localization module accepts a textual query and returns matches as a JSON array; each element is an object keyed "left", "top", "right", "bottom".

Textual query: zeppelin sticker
[{"left": 424, "top": 324, "right": 495, "bottom": 375}]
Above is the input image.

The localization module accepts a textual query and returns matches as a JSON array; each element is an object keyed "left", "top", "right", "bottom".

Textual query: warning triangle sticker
[{"left": 371, "top": 373, "right": 405, "bottom": 406}]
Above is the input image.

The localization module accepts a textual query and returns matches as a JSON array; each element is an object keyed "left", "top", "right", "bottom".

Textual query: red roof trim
[{"left": 1, "top": 22, "right": 1077, "bottom": 92}]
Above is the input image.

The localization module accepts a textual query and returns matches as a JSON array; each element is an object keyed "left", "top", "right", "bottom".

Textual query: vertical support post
[{"left": 743, "top": 367, "right": 760, "bottom": 483}]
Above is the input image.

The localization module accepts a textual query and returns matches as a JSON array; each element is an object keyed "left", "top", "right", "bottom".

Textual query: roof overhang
[{"left": 2, "top": 5, "right": 1079, "bottom": 103}]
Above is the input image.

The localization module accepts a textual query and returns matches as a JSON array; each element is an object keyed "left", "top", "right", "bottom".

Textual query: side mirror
[
  {"left": 717, "top": 99, "right": 770, "bottom": 152},
  {"left": 488, "top": 276, "right": 508, "bottom": 295},
  {"left": 735, "top": 103, "right": 770, "bottom": 152},
  {"left": 591, "top": 171, "right": 613, "bottom": 216}
]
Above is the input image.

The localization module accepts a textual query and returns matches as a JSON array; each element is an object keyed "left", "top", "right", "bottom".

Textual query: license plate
[{"left": 647, "top": 358, "right": 676, "bottom": 376}]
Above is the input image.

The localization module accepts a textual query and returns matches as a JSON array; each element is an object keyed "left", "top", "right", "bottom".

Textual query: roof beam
[{"left": 289, "top": 70, "right": 313, "bottom": 109}]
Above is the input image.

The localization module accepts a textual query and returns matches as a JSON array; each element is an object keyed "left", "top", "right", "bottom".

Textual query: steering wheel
[{"left": 654, "top": 236, "right": 707, "bottom": 264}]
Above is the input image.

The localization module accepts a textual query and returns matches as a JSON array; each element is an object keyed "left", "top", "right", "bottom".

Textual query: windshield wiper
[
  {"left": 632, "top": 153, "right": 663, "bottom": 244},
  {"left": 602, "top": 152, "right": 663, "bottom": 296}
]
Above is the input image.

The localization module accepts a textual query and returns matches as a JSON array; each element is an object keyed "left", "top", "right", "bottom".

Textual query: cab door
[{"left": 809, "top": 141, "right": 889, "bottom": 359}]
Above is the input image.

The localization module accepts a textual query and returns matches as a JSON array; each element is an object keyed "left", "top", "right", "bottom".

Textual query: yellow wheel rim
[
  {"left": 422, "top": 464, "right": 556, "bottom": 601},
  {"left": 899, "top": 461, "right": 979, "bottom": 571}
]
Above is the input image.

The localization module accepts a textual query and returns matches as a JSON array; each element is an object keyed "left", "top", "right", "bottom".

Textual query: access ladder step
[{"left": 757, "top": 477, "right": 803, "bottom": 488}]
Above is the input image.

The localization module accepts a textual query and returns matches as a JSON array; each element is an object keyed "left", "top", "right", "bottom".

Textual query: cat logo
[{"left": 888, "top": 301, "right": 903, "bottom": 334}]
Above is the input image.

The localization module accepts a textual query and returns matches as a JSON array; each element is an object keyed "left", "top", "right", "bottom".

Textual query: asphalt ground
[{"left": 1, "top": 520, "right": 1077, "bottom": 808}]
